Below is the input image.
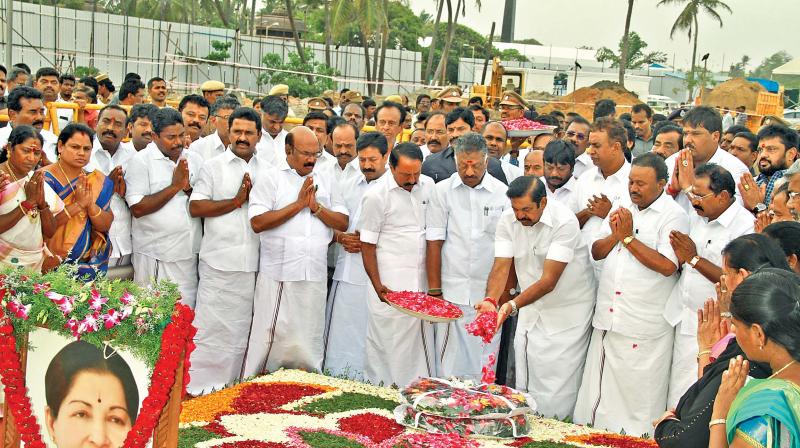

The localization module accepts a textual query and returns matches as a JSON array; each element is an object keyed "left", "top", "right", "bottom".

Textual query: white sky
[{"left": 406, "top": 0, "right": 799, "bottom": 72}]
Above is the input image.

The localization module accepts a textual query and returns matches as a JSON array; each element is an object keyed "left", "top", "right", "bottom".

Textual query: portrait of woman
[{"left": 43, "top": 340, "right": 139, "bottom": 448}]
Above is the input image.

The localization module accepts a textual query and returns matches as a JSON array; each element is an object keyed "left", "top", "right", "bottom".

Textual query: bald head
[
  {"left": 524, "top": 149, "right": 544, "bottom": 177},
  {"left": 482, "top": 121, "right": 508, "bottom": 159},
  {"left": 286, "top": 126, "right": 322, "bottom": 176}
]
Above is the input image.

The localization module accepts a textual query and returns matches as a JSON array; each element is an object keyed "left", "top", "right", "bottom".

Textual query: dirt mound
[
  {"left": 538, "top": 81, "right": 642, "bottom": 119},
  {"left": 702, "top": 78, "right": 765, "bottom": 111}
]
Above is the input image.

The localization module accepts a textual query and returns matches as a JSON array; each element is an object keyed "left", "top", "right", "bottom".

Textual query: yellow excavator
[{"left": 470, "top": 58, "right": 527, "bottom": 108}]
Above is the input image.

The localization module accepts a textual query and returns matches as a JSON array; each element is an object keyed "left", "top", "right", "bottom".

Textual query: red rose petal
[{"left": 337, "top": 412, "right": 404, "bottom": 443}]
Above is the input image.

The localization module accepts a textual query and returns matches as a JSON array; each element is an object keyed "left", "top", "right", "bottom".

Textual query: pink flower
[
  {"left": 77, "top": 314, "right": 100, "bottom": 334},
  {"left": 118, "top": 291, "right": 134, "bottom": 305},
  {"left": 65, "top": 318, "right": 80, "bottom": 336},
  {"left": 89, "top": 289, "right": 108, "bottom": 311},
  {"left": 45, "top": 291, "right": 75, "bottom": 315},
  {"left": 103, "top": 309, "right": 121, "bottom": 330},
  {"left": 120, "top": 306, "right": 132, "bottom": 320},
  {"left": 7, "top": 300, "right": 30, "bottom": 320},
  {"left": 32, "top": 282, "right": 51, "bottom": 294}
]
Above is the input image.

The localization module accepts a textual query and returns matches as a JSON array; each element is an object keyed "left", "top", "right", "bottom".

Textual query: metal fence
[{"left": 2, "top": 1, "right": 424, "bottom": 95}]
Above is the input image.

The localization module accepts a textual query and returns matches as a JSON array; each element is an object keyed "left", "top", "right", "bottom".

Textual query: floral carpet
[{"left": 178, "top": 370, "right": 657, "bottom": 448}]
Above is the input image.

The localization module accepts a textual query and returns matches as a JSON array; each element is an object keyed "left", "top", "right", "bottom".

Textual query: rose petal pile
[
  {"left": 385, "top": 291, "right": 463, "bottom": 320},
  {"left": 465, "top": 311, "right": 498, "bottom": 344},
  {"left": 502, "top": 118, "right": 554, "bottom": 131}
]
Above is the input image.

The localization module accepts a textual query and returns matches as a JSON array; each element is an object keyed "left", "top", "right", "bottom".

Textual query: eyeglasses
[
  {"left": 788, "top": 191, "right": 800, "bottom": 200},
  {"left": 686, "top": 190, "right": 715, "bottom": 201},
  {"left": 566, "top": 131, "right": 587, "bottom": 141},
  {"left": 426, "top": 129, "right": 447, "bottom": 136},
  {"left": 295, "top": 148, "right": 323, "bottom": 159},
  {"left": 377, "top": 119, "right": 399, "bottom": 127}
]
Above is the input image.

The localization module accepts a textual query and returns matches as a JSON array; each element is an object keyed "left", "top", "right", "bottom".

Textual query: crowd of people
[{"left": 0, "top": 62, "right": 799, "bottom": 446}]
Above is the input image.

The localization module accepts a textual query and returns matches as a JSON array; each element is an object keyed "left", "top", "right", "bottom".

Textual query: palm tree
[
  {"left": 424, "top": 0, "right": 445, "bottom": 83},
  {"left": 618, "top": 0, "right": 635, "bottom": 87},
  {"left": 331, "top": 0, "right": 387, "bottom": 96},
  {"left": 658, "top": 0, "right": 732, "bottom": 99},
  {"left": 431, "top": 0, "right": 480, "bottom": 85}
]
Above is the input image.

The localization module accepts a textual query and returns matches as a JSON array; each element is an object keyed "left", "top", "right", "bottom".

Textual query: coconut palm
[
  {"left": 330, "top": 0, "right": 387, "bottom": 95},
  {"left": 618, "top": 0, "right": 635, "bottom": 87},
  {"left": 658, "top": 0, "right": 732, "bottom": 97}
]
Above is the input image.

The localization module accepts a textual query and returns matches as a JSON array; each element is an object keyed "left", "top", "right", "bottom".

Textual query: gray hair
[
  {"left": 453, "top": 131, "right": 488, "bottom": 155},
  {"left": 211, "top": 96, "right": 241, "bottom": 115},
  {"left": 8, "top": 67, "right": 28, "bottom": 84}
]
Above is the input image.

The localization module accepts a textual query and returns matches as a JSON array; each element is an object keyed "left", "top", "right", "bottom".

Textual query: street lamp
[{"left": 263, "top": 21, "right": 280, "bottom": 38}]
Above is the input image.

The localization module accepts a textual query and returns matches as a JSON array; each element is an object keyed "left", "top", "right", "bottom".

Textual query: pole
[
  {"left": 480, "top": 21, "right": 495, "bottom": 85},
  {"left": 89, "top": 0, "right": 97, "bottom": 68},
  {"left": 5, "top": 0, "right": 13, "bottom": 70}
]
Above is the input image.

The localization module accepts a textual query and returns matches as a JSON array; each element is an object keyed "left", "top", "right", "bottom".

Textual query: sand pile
[
  {"left": 538, "top": 81, "right": 642, "bottom": 119},
  {"left": 701, "top": 78, "right": 765, "bottom": 111}
]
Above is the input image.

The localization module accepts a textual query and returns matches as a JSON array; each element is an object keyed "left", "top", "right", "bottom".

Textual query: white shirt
[
  {"left": 255, "top": 129, "right": 287, "bottom": 166},
  {"left": 592, "top": 193, "right": 690, "bottom": 339},
  {"left": 332, "top": 169, "right": 381, "bottom": 286},
  {"left": 541, "top": 175, "right": 580, "bottom": 213},
  {"left": 125, "top": 143, "right": 203, "bottom": 262},
  {"left": 575, "top": 162, "right": 631, "bottom": 246},
  {"left": 191, "top": 149, "right": 261, "bottom": 272},
  {"left": 665, "top": 148, "right": 750, "bottom": 214},
  {"left": 426, "top": 172, "right": 510, "bottom": 305},
  {"left": 0, "top": 125, "right": 58, "bottom": 163},
  {"left": 495, "top": 200, "right": 596, "bottom": 334},
  {"left": 573, "top": 152, "right": 593, "bottom": 179},
  {"left": 87, "top": 138, "right": 137, "bottom": 259},
  {"left": 318, "top": 156, "right": 362, "bottom": 184},
  {"left": 188, "top": 131, "right": 226, "bottom": 163},
  {"left": 500, "top": 148, "right": 529, "bottom": 166},
  {"left": 248, "top": 157, "right": 348, "bottom": 282},
  {"left": 359, "top": 173, "right": 435, "bottom": 292},
  {"left": 663, "top": 201, "right": 754, "bottom": 335},
  {"left": 420, "top": 145, "right": 431, "bottom": 160},
  {"left": 501, "top": 160, "right": 523, "bottom": 183}
]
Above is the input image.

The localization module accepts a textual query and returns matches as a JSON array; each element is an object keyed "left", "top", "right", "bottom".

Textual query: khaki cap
[
  {"left": 307, "top": 97, "right": 328, "bottom": 110},
  {"left": 343, "top": 90, "right": 363, "bottom": 103},
  {"left": 269, "top": 84, "right": 289, "bottom": 95},
  {"left": 437, "top": 86, "right": 463, "bottom": 103},
  {"left": 385, "top": 94, "right": 403, "bottom": 103},
  {"left": 499, "top": 90, "right": 527, "bottom": 108},
  {"left": 321, "top": 89, "right": 335, "bottom": 99},
  {"left": 201, "top": 80, "right": 225, "bottom": 92},
  {"left": 94, "top": 73, "right": 109, "bottom": 82}
]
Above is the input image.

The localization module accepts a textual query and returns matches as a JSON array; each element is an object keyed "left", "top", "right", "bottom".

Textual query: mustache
[
  {"left": 693, "top": 205, "right": 704, "bottom": 212},
  {"left": 235, "top": 140, "right": 249, "bottom": 146},
  {"left": 304, "top": 162, "right": 315, "bottom": 167},
  {"left": 403, "top": 182, "right": 416, "bottom": 187},
  {"left": 362, "top": 168, "right": 376, "bottom": 173},
  {"left": 102, "top": 130, "right": 118, "bottom": 138},
  {"left": 32, "top": 120, "right": 44, "bottom": 127}
]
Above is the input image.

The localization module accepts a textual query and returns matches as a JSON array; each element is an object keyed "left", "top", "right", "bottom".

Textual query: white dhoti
[
  {"left": 241, "top": 275, "right": 327, "bottom": 377},
  {"left": 132, "top": 253, "right": 198, "bottom": 308},
  {"left": 514, "top": 316, "right": 591, "bottom": 420},
  {"left": 323, "top": 280, "right": 370, "bottom": 379},
  {"left": 364, "top": 288, "right": 436, "bottom": 387},
  {"left": 667, "top": 329, "right": 699, "bottom": 408},
  {"left": 188, "top": 261, "right": 256, "bottom": 395},
  {"left": 573, "top": 328, "right": 674, "bottom": 437},
  {"left": 436, "top": 304, "right": 501, "bottom": 382}
]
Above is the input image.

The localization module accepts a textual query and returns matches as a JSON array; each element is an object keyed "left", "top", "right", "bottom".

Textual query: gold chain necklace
[
  {"left": 55, "top": 161, "right": 77, "bottom": 195},
  {"left": 769, "top": 360, "right": 796, "bottom": 379},
  {"left": 2, "top": 162, "right": 20, "bottom": 183}
]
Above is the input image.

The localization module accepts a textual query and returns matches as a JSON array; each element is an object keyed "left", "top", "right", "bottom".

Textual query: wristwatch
[
  {"left": 689, "top": 255, "right": 701, "bottom": 268},
  {"left": 507, "top": 299, "right": 519, "bottom": 317},
  {"left": 622, "top": 235, "right": 634, "bottom": 247},
  {"left": 752, "top": 203, "right": 767, "bottom": 214}
]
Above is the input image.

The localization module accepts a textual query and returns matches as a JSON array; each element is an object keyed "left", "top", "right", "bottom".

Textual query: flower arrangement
[
  {"left": 385, "top": 291, "right": 463, "bottom": 322},
  {"left": 0, "top": 265, "right": 196, "bottom": 448}
]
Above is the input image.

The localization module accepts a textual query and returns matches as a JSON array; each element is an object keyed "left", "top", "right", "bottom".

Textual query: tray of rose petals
[
  {"left": 395, "top": 377, "right": 536, "bottom": 438},
  {"left": 502, "top": 118, "right": 557, "bottom": 137},
  {"left": 385, "top": 291, "right": 463, "bottom": 323}
]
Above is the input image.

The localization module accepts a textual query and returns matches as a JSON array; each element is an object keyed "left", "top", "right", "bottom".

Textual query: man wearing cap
[
  {"left": 96, "top": 74, "right": 114, "bottom": 105},
  {"left": 498, "top": 91, "right": 529, "bottom": 167},
  {"left": 201, "top": 80, "right": 225, "bottom": 105},
  {"left": 269, "top": 84, "right": 296, "bottom": 117},
  {"left": 343, "top": 90, "right": 364, "bottom": 109},
  {"left": 437, "top": 87, "right": 463, "bottom": 114},
  {"left": 307, "top": 97, "right": 328, "bottom": 112}
]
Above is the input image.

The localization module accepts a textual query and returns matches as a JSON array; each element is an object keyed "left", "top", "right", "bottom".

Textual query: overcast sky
[{"left": 406, "top": 0, "right": 798, "bottom": 72}]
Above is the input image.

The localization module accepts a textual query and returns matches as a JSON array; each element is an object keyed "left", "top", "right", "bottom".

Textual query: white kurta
[
  {"left": 665, "top": 148, "right": 750, "bottom": 214},
  {"left": 187, "top": 150, "right": 261, "bottom": 394},
  {"left": 359, "top": 173, "right": 436, "bottom": 387},
  {"left": 663, "top": 201, "right": 753, "bottom": 407},
  {"left": 188, "top": 131, "right": 226, "bottom": 163},
  {"left": 574, "top": 192, "right": 689, "bottom": 436},
  {"left": 426, "top": 172, "right": 510, "bottom": 380},
  {"left": 255, "top": 129, "right": 287, "bottom": 167},
  {"left": 541, "top": 175, "right": 580, "bottom": 213},
  {"left": 495, "top": 201, "right": 596, "bottom": 419},
  {"left": 242, "top": 157, "right": 348, "bottom": 376},
  {"left": 573, "top": 152, "right": 593, "bottom": 180}
]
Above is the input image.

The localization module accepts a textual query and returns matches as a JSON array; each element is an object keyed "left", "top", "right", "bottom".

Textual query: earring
[{"left": 759, "top": 345, "right": 764, "bottom": 350}]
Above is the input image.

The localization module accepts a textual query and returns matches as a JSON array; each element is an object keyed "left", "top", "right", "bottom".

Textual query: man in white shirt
[
  {"left": 324, "top": 132, "right": 389, "bottom": 379},
  {"left": 423, "top": 112, "right": 448, "bottom": 158},
  {"left": 665, "top": 106, "right": 749, "bottom": 214},
  {"left": 566, "top": 116, "right": 593, "bottom": 180},
  {"left": 426, "top": 132, "right": 510, "bottom": 381},
  {"left": 178, "top": 94, "right": 210, "bottom": 144},
  {"left": 303, "top": 111, "right": 336, "bottom": 169},
  {"left": 256, "top": 95, "right": 289, "bottom": 166},
  {"left": 189, "top": 96, "right": 240, "bottom": 163},
  {"left": 478, "top": 175, "right": 596, "bottom": 419},
  {"left": 541, "top": 140, "right": 580, "bottom": 213},
  {"left": 57, "top": 73, "right": 76, "bottom": 102},
  {"left": 126, "top": 108, "right": 204, "bottom": 308},
  {"left": 86, "top": 105, "right": 137, "bottom": 267},
  {"left": 574, "top": 118, "right": 631, "bottom": 250},
  {"left": 33, "top": 67, "right": 72, "bottom": 133},
  {"left": 483, "top": 121, "right": 523, "bottom": 183},
  {"left": 0, "top": 87, "right": 58, "bottom": 163},
  {"left": 342, "top": 102, "right": 365, "bottom": 131},
  {"left": 126, "top": 104, "right": 158, "bottom": 152},
  {"left": 320, "top": 122, "right": 361, "bottom": 181},
  {"left": 574, "top": 153, "right": 689, "bottom": 436},
  {"left": 664, "top": 163, "right": 754, "bottom": 406},
  {"left": 523, "top": 149, "right": 544, "bottom": 177},
  {"left": 374, "top": 101, "right": 405, "bottom": 148},
  {"left": 243, "top": 126, "right": 348, "bottom": 375},
  {"left": 360, "top": 143, "right": 436, "bottom": 386},
  {"left": 188, "top": 107, "right": 262, "bottom": 395}
]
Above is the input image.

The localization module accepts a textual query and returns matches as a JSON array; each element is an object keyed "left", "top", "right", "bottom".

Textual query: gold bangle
[
  {"left": 697, "top": 350, "right": 712, "bottom": 359},
  {"left": 90, "top": 206, "right": 103, "bottom": 218},
  {"left": 63, "top": 206, "right": 72, "bottom": 219}
]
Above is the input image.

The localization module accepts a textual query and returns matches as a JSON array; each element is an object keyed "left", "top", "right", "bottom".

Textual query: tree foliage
[
  {"left": 596, "top": 32, "right": 667, "bottom": 69},
  {"left": 751, "top": 51, "right": 793, "bottom": 78},
  {"left": 256, "top": 48, "right": 338, "bottom": 98},
  {"left": 728, "top": 55, "right": 750, "bottom": 77},
  {"left": 205, "top": 40, "right": 233, "bottom": 62}
]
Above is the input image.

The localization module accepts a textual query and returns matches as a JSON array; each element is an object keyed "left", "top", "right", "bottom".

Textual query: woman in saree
[
  {"left": 42, "top": 123, "right": 114, "bottom": 280},
  {"left": 0, "top": 125, "right": 63, "bottom": 271},
  {"left": 709, "top": 268, "right": 800, "bottom": 448}
]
